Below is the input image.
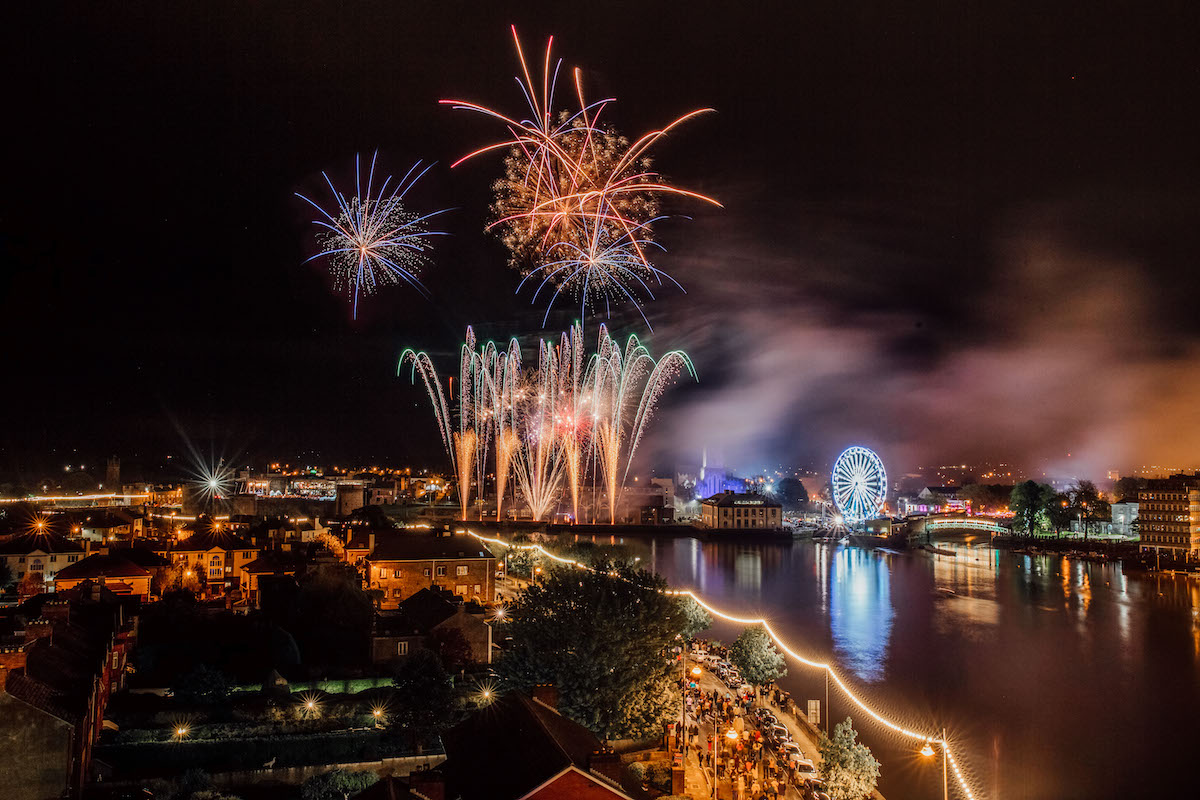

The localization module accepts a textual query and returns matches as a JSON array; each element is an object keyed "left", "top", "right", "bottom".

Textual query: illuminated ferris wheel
[{"left": 831, "top": 446, "right": 887, "bottom": 524}]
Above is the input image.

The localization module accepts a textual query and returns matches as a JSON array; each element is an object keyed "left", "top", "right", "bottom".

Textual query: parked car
[
  {"left": 766, "top": 724, "right": 791, "bottom": 744},
  {"left": 781, "top": 741, "right": 805, "bottom": 760},
  {"left": 754, "top": 708, "right": 778, "bottom": 726},
  {"left": 793, "top": 760, "right": 821, "bottom": 786}
]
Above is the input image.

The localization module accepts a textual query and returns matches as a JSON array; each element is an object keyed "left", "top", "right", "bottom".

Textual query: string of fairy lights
[{"left": 468, "top": 530, "right": 980, "bottom": 800}]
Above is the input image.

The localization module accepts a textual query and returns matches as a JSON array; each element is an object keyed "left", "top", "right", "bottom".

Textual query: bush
[
  {"left": 172, "top": 665, "right": 231, "bottom": 706},
  {"left": 300, "top": 769, "right": 378, "bottom": 800}
]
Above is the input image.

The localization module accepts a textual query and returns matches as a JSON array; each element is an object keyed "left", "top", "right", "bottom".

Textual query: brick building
[
  {"left": 366, "top": 531, "right": 496, "bottom": 608},
  {"left": 0, "top": 587, "right": 138, "bottom": 800},
  {"left": 372, "top": 587, "right": 493, "bottom": 667},
  {"left": 52, "top": 554, "right": 153, "bottom": 600}
]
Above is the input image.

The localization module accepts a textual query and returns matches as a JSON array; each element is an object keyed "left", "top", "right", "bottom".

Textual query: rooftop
[{"left": 367, "top": 531, "right": 494, "bottom": 562}]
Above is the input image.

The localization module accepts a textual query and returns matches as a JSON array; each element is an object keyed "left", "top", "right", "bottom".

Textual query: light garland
[{"left": 469, "top": 530, "right": 980, "bottom": 800}]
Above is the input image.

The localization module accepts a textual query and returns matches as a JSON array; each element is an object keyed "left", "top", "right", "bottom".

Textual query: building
[
  {"left": 699, "top": 491, "right": 783, "bottom": 530},
  {"left": 366, "top": 531, "right": 496, "bottom": 608},
  {"left": 440, "top": 692, "right": 632, "bottom": 800},
  {"left": 0, "top": 589, "right": 138, "bottom": 800},
  {"left": 1138, "top": 474, "right": 1200, "bottom": 558},
  {"left": 371, "top": 587, "right": 492, "bottom": 667},
  {"left": 171, "top": 528, "right": 259, "bottom": 596},
  {"left": 1110, "top": 501, "right": 1139, "bottom": 538},
  {"left": 238, "top": 552, "right": 304, "bottom": 607},
  {"left": 52, "top": 554, "right": 153, "bottom": 600},
  {"left": 0, "top": 532, "right": 85, "bottom": 589}
]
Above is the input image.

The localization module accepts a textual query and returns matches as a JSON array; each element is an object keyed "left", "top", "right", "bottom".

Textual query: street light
[{"left": 920, "top": 729, "right": 948, "bottom": 800}]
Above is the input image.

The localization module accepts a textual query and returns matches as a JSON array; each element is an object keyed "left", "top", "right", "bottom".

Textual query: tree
[
  {"left": 679, "top": 596, "right": 712, "bottom": 641},
  {"left": 1047, "top": 493, "right": 1073, "bottom": 538},
  {"left": 294, "top": 563, "right": 373, "bottom": 669},
  {"left": 776, "top": 478, "right": 809, "bottom": 510},
  {"left": 18, "top": 571, "right": 45, "bottom": 597},
  {"left": 817, "top": 717, "right": 881, "bottom": 800},
  {"left": 300, "top": 769, "right": 378, "bottom": 800},
  {"left": 390, "top": 649, "right": 458, "bottom": 746},
  {"left": 728, "top": 625, "right": 786, "bottom": 690},
  {"left": 171, "top": 664, "right": 231, "bottom": 705},
  {"left": 428, "top": 626, "right": 473, "bottom": 673},
  {"left": 959, "top": 483, "right": 1014, "bottom": 515},
  {"left": 1113, "top": 476, "right": 1148, "bottom": 503},
  {"left": 1009, "top": 481, "right": 1055, "bottom": 537},
  {"left": 1068, "top": 480, "right": 1108, "bottom": 540},
  {"left": 499, "top": 563, "right": 689, "bottom": 740}
]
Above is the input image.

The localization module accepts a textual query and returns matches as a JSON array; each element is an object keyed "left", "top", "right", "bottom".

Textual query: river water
[{"left": 591, "top": 533, "right": 1199, "bottom": 800}]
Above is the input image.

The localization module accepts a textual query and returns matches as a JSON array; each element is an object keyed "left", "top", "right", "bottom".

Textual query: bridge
[{"left": 925, "top": 516, "right": 1009, "bottom": 536}]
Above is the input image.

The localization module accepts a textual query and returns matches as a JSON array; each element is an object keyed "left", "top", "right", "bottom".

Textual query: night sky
[{"left": 3, "top": 1, "right": 1198, "bottom": 482}]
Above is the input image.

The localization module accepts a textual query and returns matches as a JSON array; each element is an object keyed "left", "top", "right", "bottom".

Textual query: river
[{"left": 574, "top": 532, "right": 1200, "bottom": 800}]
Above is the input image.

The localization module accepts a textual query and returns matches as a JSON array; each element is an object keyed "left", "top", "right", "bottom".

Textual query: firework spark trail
[
  {"left": 297, "top": 152, "right": 450, "bottom": 319},
  {"left": 400, "top": 324, "right": 695, "bottom": 523},
  {"left": 440, "top": 28, "right": 719, "bottom": 324}
]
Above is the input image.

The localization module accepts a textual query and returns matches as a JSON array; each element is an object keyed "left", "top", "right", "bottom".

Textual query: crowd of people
[{"left": 674, "top": 642, "right": 820, "bottom": 800}]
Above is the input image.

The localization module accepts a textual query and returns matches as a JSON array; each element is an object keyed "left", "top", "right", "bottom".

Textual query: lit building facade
[
  {"left": 1138, "top": 474, "right": 1200, "bottom": 558},
  {"left": 699, "top": 491, "right": 783, "bottom": 530}
]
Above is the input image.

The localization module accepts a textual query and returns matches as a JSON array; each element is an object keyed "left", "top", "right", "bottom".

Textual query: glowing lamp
[
  {"left": 726, "top": 729, "right": 739, "bottom": 741},
  {"left": 921, "top": 741, "right": 935, "bottom": 758}
]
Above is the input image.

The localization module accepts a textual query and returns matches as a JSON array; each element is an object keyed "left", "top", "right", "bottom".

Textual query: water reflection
[{"left": 829, "top": 546, "right": 893, "bottom": 681}]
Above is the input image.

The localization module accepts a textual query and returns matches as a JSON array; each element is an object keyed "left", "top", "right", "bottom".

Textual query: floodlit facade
[
  {"left": 699, "top": 491, "right": 783, "bottom": 530},
  {"left": 1138, "top": 475, "right": 1200, "bottom": 558}
]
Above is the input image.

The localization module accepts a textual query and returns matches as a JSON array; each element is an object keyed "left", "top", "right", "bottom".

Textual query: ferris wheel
[{"left": 831, "top": 446, "right": 887, "bottom": 524}]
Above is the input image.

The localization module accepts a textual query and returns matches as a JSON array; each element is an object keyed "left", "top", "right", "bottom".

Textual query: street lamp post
[{"left": 920, "top": 729, "right": 948, "bottom": 800}]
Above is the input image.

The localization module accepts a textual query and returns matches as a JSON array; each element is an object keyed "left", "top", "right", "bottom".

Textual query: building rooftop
[
  {"left": 175, "top": 529, "right": 255, "bottom": 553},
  {"left": 0, "top": 532, "right": 84, "bottom": 555},
  {"left": 54, "top": 554, "right": 150, "bottom": 581},
  {"left": 367, "top": 532, "right": 494, "bottom": 562},
  {"left": 441, "top": 692, "right": 614, "bottom": 800},
  {"left": 701, "top": 491, "right": 781, "bottom": 508}
]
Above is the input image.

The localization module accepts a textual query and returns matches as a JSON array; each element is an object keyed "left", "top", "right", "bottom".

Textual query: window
[
  {"left": 436, "top": 566, "right": 447, "bottom": 577},
  {"left": 209, "top": 568, "right": 222, "bottom": 577},
  {"left": 455, "top": 584, "right": 467, "bottom": 595},
  {"left": 18, "top": 557, "right": 24, "bottom": 564},
  {"left": 456, "top": 565, "right": 468, "bottom": 576},
  {"left": 392, "top": 588, "right": 403, "bottom": 598},
  {"left": 31, "top": 563, "right": 43, "bottom": 571},
  {"left": 68, "top": 555, "right": 78, "bottom": 563},
  {"left": 474, "top": 584, "right": 482, "bottom": 594},
  {"left": 210, "top": 556, "right": 222, "bottom": 566},
  {"left": 396, "top": 641, "right": 409, "bottom": 656},
  {"left": 50, "top": 555, "right": 57, "bottom": 563},
  {"left": 423, "top": 568, "right": 431, "bottom": 577}
]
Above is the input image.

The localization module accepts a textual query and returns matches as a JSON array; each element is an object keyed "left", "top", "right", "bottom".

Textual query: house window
[
  {"left": 210, "top": 556, "right": 222, "bottom": 566},
  {"left": 393, "top": 569, "right": 403, "bottom": 579},
  {"left": 455, "top": 585, "right": 467, "bottom": 595},
  {"left": 456, "top": 565, "right": 468, "bottom": 576},
  {"left": 68, "top": 555, "right": 78, "bottom": 563},
  {"left": 18, "top": 557, "right": 25, "bottom": 563},
  {"left": 396, "top": 641, "right": 409, "bottom": 656},
  {"left": 31, "top": 563, "right": 43, "bottom": 571},
  {"left": 392, "top": 588, "right": 403, "bottom": 598},
  {"left": 50, "top": 555, "right": 57, "bottom": 563},
  {"left": 423, "top": 568, "right": 431, "bottom": 577},
  {"left": 473, "top": 584, "right": 481, "bottom": 594},
  {"left": 436, "top": 566, "right": 447, "bottom": 577},
  {"left": 209, "top": 568, "right": 222, "bottom": 577}
]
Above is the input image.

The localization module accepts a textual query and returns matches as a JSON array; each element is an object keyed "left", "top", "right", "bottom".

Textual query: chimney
[
  {"left": 0, "top": 641, "right": 31, "bottom": 674},
  {"left": 25, "top": 618, "right": 54, "bottom": 644},
  {"left": 407, "top": 769, "right": 445, "bottom": 800},
  {"left": 42, "top": 601, "right": 71, "bottom": 624},
  {"left": 532, "top": 684, "right": 559, "bottom": 711}
]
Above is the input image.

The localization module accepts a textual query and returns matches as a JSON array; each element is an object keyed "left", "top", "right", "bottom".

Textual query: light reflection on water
[
  {"left": 830, "top": 546, "right": 893, "bottom": 681},
  {"left": 593, "top": 532, "right": 1200, "bottom": 800}
]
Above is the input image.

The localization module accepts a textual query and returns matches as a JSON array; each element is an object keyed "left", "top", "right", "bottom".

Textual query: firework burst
[
  {"left": 441, "top": 28, "right": 719, "bottom": 325},
  {"left": 297, "top": 152, "right": 449, "bottom": 319}
]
